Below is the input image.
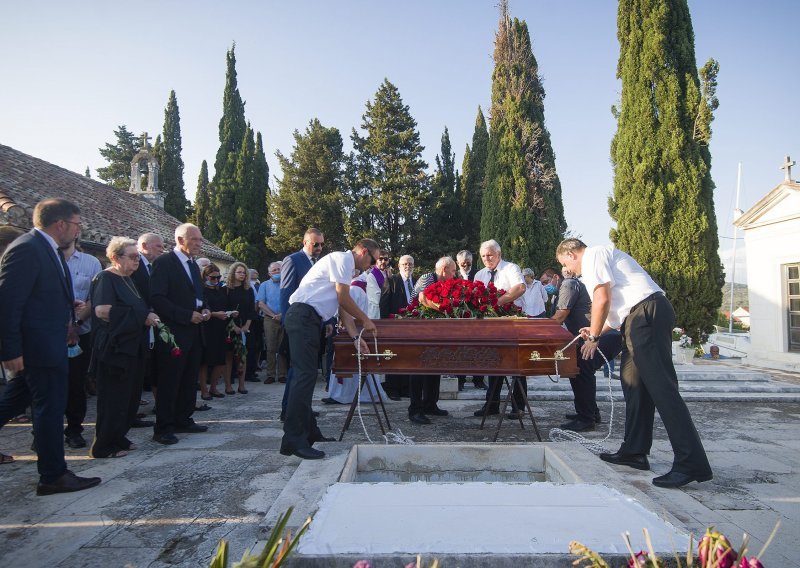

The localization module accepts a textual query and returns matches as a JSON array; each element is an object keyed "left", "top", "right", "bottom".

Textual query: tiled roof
[{"left": 0, "top": 143, "right": 233, "bottom": 262}]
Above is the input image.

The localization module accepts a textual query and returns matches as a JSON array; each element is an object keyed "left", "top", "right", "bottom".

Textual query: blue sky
[{"left": 2, "top": 1, "right": 798, "bottom": 282}]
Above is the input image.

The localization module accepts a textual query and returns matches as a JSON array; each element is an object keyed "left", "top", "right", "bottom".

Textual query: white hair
[
  {"left": 434, "top": 256, "right": 455, "bottom": 271},
  {"left": 456, "top": 250, "right": 473, "bottom": 262},
  {"left": 137, "top": 232, "right": 163, "bottom": 247},
  {"left": 399, "top": 255, "right": 414, "bottom": 264},
  {"left": 175, "top": 223, "right": 199, "bottom": 241},
  {"left": 479, "top": 239, "right": 501, "bottom": 255},
  {"left": 268, "top": 261, "right": 282, "bottom": 271}
]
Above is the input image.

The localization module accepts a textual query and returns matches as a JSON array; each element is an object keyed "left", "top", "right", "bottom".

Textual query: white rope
[
  {"left": 548, "top": 335, "right": 616, "bottom": 455},
  {"left": 354, "top": 329, "right": 415, "bottom": 446}
]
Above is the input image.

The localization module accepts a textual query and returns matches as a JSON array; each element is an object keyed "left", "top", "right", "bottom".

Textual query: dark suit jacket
[
  {"left": 380, "top": 274, "right": 416, "bottom": 318},
  {"left": 459, "top": 267, "right": 477, "bottom": 281},
  {"left": 130, "top": 256, "right": 151, "bottom": 307},
  {"left": 279, "top": 249, "right": 313, "bottom": 321},
  {"left": 150, "top": 251, "right": 203, "bottom": 348},
  {"left": 0, "top": 230, "right": 72, "bottom": 367}
]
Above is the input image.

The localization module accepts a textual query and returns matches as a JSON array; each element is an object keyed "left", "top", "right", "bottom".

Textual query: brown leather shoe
[{"left": 37, "top": 470, "right": 101, "bottom": 496}]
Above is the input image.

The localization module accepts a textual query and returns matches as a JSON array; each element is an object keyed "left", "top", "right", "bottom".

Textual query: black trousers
[
  {"left": 65, "top": 332, "right": 92, "bottom": 437},
  {"left": 92, "top": 357, "right": 141, "bottom": 457},
  {"left": 569, "top": 331, "right": 623, "bottom": 422},
  {"left": 485, "top": 376, "right": 527, "bottom": 410},
  {"left": 245, "top": 318, "right": 263, "bottom": 378},
  {"left": 155, "top": 330, "right": 201, "bottom": 435},
  {"left": 619, "top": 293, "right": 711, "bottom": 475},
  {"left": 408, "top": 375, "right": 441, "bottom": 416},
  {"left": 281, "top": 303, "right": 324, "bottom": 452}
]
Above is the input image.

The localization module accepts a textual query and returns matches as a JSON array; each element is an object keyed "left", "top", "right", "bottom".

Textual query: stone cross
[
  {"left": 780, "top": 155, "right": 795, "bottom": 182},
  {"left": 140, "top": 131, "right": 151, "bottom": 150}
]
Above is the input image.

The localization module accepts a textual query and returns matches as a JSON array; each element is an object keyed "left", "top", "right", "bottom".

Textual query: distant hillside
[{"left": 721, "top": 282, "right": 749, "bottom": 310}]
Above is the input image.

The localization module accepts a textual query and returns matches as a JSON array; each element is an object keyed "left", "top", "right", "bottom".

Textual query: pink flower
[
  {"left": 739, "top": 557, "right": 764, "bottom": 568},
  {"left": 352, "top": 561, "right": 373, "bottom": 568}
]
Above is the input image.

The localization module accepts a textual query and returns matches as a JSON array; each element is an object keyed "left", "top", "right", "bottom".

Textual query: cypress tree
[
  {"left": 223, "top": 125, "right": 261, "bottom": 266},
  {"left": 350, "top": 79, "right": 429, "bottom": 256},
  {"left": 97, "top": 125, "right": 138, "bottom": 190},
  {"left": 269, "top": 118, "right": 347, "bottom": 258},
  {"left": 209, "top": 44, "right": 247, "bottom": 242},
  {"left": 192, "top": 160, "right": 211, "bottom": 234},
  {"left": 610, "top": 0, "right": 723, "bottom": 340},
  {"left": 85, "top": 167, "right": 91, "bottom": 178},
  {"left": 159, "top": 90, "right": 188, "bottom": 220},
  {"left": 481, "top": 1, "right": 566, "bottom": 271},
  {"left": 461, "top": 106, "right": 489, "bottom": 254}
]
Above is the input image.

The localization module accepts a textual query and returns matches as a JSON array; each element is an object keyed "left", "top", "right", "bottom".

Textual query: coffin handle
[
  {"left": 529, "top": 350, "right": 569, "bottom": 361},
  {"left": 357, "top": 349, "right": 397, "bottom": 361}
]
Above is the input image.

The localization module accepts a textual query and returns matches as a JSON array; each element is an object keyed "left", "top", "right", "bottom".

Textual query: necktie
[
  {"left": 406, "top": 278, "right": 413, "bottom": 300},
  {"left": 146, "top": 262, "right": 152, "bottom": 275},
  {"left": 188, "top": 259, "right": 204, "bottom": 304},
  {"left": 489, "top": 270, "right": 496, "bottom": 284},
  {"left": 311, "top": 256, "right": 317, "bottom": 265},
  {"left": 58, "top": 249, "right": 76, "bottom": 322}
]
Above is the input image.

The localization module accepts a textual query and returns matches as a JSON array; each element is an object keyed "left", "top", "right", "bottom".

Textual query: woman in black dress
[
  {"left": 90, "top": 237, "right": 159, "bottom": 458},
  {"left": 223, "top": 262, "right": 255, "bottom": 395},
  {"left": 199, "top": 263, "right": 236, "bottom": 400}
]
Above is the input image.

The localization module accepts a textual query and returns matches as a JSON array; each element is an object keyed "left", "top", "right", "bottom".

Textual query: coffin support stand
[
  {"left": 479, "top": 376, "right": 542, "bottom": 442},
  {"left": 338, "top": 374, "right": 392, "bottom": 441}
]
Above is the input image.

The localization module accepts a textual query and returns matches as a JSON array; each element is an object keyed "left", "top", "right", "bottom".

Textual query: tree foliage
[
  {"left": 268, "top": 119, "right": 347, "bottom": 259},
  {"left": 97, "top": 125, "right": 139, "bottom": 190},
  {"left": 610, "top": 0, "right": 724, "bottom": 339},
  {"left": 460, "top": 107, "right": 489, "bottom": 255},
  {"left": 192, "top": 160, "right": 211, "bottom": 234},
  {"left": 348, "top": 79, "right": 429, "bottom": 256},
  {"left": 481, "top": 1, "right": 567, "bottom": 272},
  {"left": 159, "top": 90, "right": 189, "bottom": 220}
]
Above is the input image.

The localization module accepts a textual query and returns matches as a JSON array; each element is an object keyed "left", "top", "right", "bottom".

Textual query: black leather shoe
[
  {"left": 65, "top": 434, "right": 87, "bottom": 449},
  {"left": 473, "top": 406, "right": 500, "bottom": 417},
  {"left": 37, "top": 470, "right": 101, "bottom": 496},
  {"left": 600, "top": 451, "right": 650, "bottom": 470},
  {"left": 309, "top": 434, "right": 336, "bottom": 443},
  {"left": 409, "top": 413, "right": 431, "bottom": 424},
  {"left": 565, "top": 412, "right": 602, "bottom": 424},
  {"left": 473, "top": 379, "right": 488, "bottom": 390},
  {"left": 174, "top": 423, "right": 208, "bottom": 433},
  {"left": 312, "top": 410, "right": 320, "bottom": 418},
  {"left": 560, "top": 418, "right": 595, "bottom": 432},
  {"left": 652, "top": 470, "right": 713, "bottom": 488},
  {"left": 131, "top": 419, "right": 155, "bottom": 428},
  {"left": 386, "top": 394, "right": 402, "bottom": 401},
  {"left": 281, "top": 446, "right": 325, "bottom": 460},
  {"left": 321, "top": 397, "right": 343, "bottom": 405},
  {"left": 153, "top": 433, "right": 179, "bottom": 445},
  {"left": 425, "top": 407, "right": 449, "bottom": 417}
]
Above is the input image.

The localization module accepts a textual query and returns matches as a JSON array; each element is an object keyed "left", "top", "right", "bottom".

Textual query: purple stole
[{"left": 370, "top": 267, "right": 385, "bottom": 289}]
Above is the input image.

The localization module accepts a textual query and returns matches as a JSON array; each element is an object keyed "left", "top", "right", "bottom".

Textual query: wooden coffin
[{"left": 333, "top": 318, "right": 578, "bottom": 377}]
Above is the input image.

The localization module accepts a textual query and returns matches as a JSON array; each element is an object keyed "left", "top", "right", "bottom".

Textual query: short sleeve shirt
[
  {"left": 580, "top": 245, "right": 663, "bottom": 328},
  {"left": 556, "top": 277, "right": 592, "bottom": 335},
  {"left": 289, "top": 251, "right": 354, "bottom": 321},
  {"left": 474, "top": 259, "right": 525, "bottom": 307}
]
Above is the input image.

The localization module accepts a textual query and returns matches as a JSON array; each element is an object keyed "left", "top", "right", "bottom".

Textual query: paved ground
[{"left": 1, "top": 365, "right": 799, "bottom": 567}]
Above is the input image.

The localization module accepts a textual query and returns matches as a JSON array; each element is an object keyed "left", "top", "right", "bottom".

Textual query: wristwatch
[{"left": 586, "top": 333, "right": 599, "bottom": 343}]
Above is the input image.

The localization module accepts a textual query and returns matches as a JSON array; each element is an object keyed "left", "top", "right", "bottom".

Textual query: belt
[{"left": 629, "top": 291, "right": 664, "bottom": 314}]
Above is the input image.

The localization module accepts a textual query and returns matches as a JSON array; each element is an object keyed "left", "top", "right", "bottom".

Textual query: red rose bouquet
[
  {"left": 392, "top": 278, "right": 523, "bottom": 319},
  {"left": 155, "top": 322, "right": 182, "bottom": 358}
]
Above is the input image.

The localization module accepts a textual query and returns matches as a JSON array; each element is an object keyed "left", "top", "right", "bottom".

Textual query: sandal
[
  {"left": 195, "top": 403, "right": 212, "bottom": 411},
  {"left": 201, "top": 394, "right": 213, "bottom": 401},
  {"left": 9, "top": 414, "right": 31, "bottom": 424},
  {"left": 237, "top": 388, "right": 248, "bottom": 394},
  {"left": 210, "top": 392, "right": 224, "bottom": 398},
  {"left": 225, "top": 390, "right": 236, "bottom": 395},
  {"left": 93, "top": 450, "right": 128, "bottom": 459},
  {"left": 0, "top": 453, "right": 14, "bottom": 465}
]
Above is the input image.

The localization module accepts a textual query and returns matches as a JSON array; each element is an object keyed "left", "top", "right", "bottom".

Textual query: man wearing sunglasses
[{"left": 278, "top": 228, "right": 325, "bottom": 421}]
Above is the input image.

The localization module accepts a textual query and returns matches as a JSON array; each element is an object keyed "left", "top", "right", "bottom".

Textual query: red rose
[
  {"left": 388, "top": 313, "right": 396, "bottom": 319},
  {"left": 411, "top": 309, "right": 420, "bottom": 317},
  {"left": 171, "top": 347, "right": 182, "bottom": 358},
  {"left": 225, "top": 337, "right": 232, "bottom": 344},
  {"left": 398, "top": 307, "right": 407, "bottom": 314},
  {"left": 479, "top": 305, "right": 488, "bottom": 312},
  {"left": 462, "top": 310, "right": 473, "bottom": 318}
]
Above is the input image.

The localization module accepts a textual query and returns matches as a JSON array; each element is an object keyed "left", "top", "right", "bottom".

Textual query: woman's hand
[
  {"left": 212, "top": 311, "right": 227, "bottom": 320},
  {"left": 145, "top": 312, "right": 160, "bottom": 327},
  {"left": 95, "top": 304, "right": 112, "bottom": 322}
]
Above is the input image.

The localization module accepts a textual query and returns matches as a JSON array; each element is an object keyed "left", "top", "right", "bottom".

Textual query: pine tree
[
  {"left": 159, "top": 90, "right": 188, "bottom": 220},
  {"left": 461, "top": 107, "right": 489, "bottom": 254},
  {"left": 610, "top": 0, "right": 723, "bottom": 340},
  {"left": 481, "top": 1, "right": 566, "bottom": 272},
  {"left": 192, "top": 160, "right": 211, "bottom": 234},
  {"left": 268, "top": 119, "right": 347, "bottom": 258},
  {"left": 208, "top": 44, "right": 247, "bottom": 242},
  {"left": 349, "top": 79, "right": 429, "bottom": 256},
  {"left": 97, "top": 125, "right": 139, "bottom": 190},
  {"left": 416, "top": 127, "right": 463, "bottom": 266}
]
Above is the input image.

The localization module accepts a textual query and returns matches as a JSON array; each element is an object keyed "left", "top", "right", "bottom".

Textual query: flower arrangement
[
  {"left": 155, "top": 322, "right": 182, "bottom": 358},
  {"left": 392, "top": 278, "right": 523, "bottom": 319},
  {"left": 673, "top": 327, "right": 694, "bottom": 348},
  {"left": 226, "top": 318, "right": 247, "bottom": 361},
  {"left": 570, "top": 523, "right": 779, "bottom": 568}
]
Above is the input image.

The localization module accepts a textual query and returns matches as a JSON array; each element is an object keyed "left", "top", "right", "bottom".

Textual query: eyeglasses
[
  {"left": 378, "top": 257, "right": 389, "bottom": 262},
  {"left": 208, "top": 275, "right": 221, "bottom": 280},
  {"left": 368, "top": 253, "right": 377, "bottom": 264},
  {"left": 312, "top": 242, "right": 323, "bottom": 249},
  {"left": 124, "top": 254, "right": 140, "bottom": 261},
  {"left": 63, "top": 220, "right": 82, "bottom": 228}
]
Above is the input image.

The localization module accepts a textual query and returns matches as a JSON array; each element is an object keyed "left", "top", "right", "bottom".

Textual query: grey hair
[
  {"left": 398, "top": 254, "right": 414, "bottom": 265},
  {"left": 479, "top": 239, "right": 501, "bottom": 255},
  {"left": 268, "top": 261, "right": 282, "bottom": 271},
  {"left": 522, "top": 267, "right": 535, "bottom": 278},
  {"left": 456, "top": 250, "right": 473, "bottom": 262},
  {"left": 106, "top": 236, "right": 137, "bottom": 261},
  {"left": 434, "top": 256, "right": 456, "bottom": 271},
  {"left": 175, "top": 222, "right": 199, "bottom": 241},
  {"left": 137, "top": 232, "right": 163, "bottom": 247}
]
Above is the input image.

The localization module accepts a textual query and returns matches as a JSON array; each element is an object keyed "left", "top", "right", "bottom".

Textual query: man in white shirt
[
  {"left": 472, "top": 239, "right": 526, "bottom": 417},
  {"left": 521, "top": 267, "right": 548, "bottom": 317},
  {"left": 280, "top": 238, "right": 379, "bottom": 460},
  {"left": 556, "top": 238, "right": 712, "bottom": 488}
]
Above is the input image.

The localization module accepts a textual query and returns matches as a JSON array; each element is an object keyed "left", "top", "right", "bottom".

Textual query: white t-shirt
[
  {"left": 289, "top": 251, "right": 354, "bottom": 321},
  {"left": 580, "top": 245, "right": 663, "bottom": 328},
  {"left": 521, "top": 279, "right": 548, "bottom": 316},
  {"left": 475, "top": 259, "right": 525, "bottom": 307}
]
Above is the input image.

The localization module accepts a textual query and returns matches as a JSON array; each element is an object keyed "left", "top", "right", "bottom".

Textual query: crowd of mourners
[{"left": 1, "top": 197, "right": 713, "bottom": 493}]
